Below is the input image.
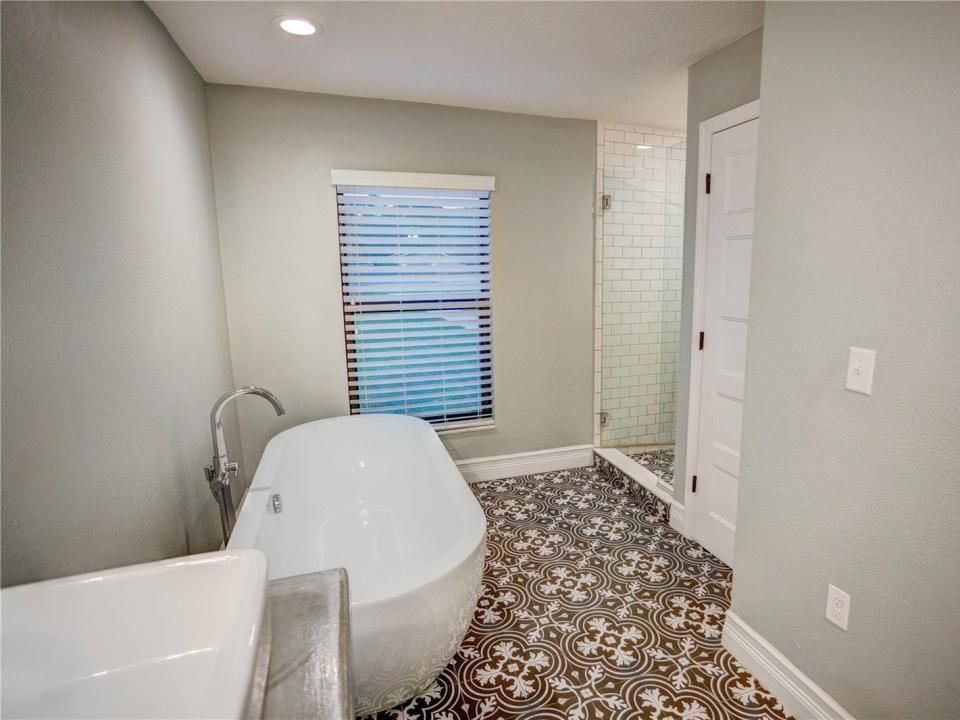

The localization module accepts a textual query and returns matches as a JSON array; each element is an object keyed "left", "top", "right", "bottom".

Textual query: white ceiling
[{"left": 149, "top": 1, "right": 762, "bottom": 130}]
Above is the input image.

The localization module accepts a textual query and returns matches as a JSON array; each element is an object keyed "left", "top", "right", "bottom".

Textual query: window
[{"left": 333, "top": 170, "right": 495, "bottom": 430}]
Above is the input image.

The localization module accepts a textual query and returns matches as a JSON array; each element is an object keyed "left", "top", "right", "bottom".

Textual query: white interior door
[{"left": 692, "top": 117, "right": 758, "bottom": 566}]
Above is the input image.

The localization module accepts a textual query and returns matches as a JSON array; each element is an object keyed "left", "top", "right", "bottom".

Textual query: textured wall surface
[
  {"left": 732, "top": 4, "right": 960, "bottom": 717},
  {"left": 596, "top": 123, "right": 685, "bottom": 449},
  {"left": 674, "top": 27, "right": 763, "bottom": 502},
  {"left": 206, "top": 86, "right": 596, "bottom": 471},
  {"left": 1, "top": 2, "right": 238, "bottom": 585}
]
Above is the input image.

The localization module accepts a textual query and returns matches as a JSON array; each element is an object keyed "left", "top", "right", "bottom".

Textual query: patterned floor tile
[
  {"left": 630, "top": 448, "right": 675, "bottom": 489},
  {"left": 364, "top": 465, "right": 791, "bottom": 720}
]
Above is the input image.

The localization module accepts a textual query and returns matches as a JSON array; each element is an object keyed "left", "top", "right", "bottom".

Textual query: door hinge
[
  {"left": 705, "top": 173, "right": 711, "bottom": 194},
  {"left": 699, "top": 331, "right": 705, "bottom": 350},
  {"left": 601, "top": 194, "right": 612, "bottom": 211},
  {"left": 692, "top": 475, "right": 698, "bottom": 493},
  {"left": 269, "top": 493, "right": 283, "bottom": 514}
]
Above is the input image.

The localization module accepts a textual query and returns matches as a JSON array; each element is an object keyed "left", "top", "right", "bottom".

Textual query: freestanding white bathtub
[{"left": 228, "top": 414, "right": 486, "bottom": 715}]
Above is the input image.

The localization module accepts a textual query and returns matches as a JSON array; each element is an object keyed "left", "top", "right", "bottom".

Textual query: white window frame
[
  {"left": 332, "top": 169, "right": 496, "bottom": 432},
  {"left": 331, "top": 169, "right": 495, "bottom": 192}
]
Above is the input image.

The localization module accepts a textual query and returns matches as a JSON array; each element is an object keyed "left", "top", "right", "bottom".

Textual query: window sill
[{"left": 437, "top": 421, "right": 496, "bottom": 436}]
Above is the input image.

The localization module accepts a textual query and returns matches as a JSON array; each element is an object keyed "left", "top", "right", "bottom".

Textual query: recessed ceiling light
[
  {"left": 275, "top": 16, "right": 320, "bottom": 37},
  {"left": 636, "top": 145, "right": 652, "bottom": 150}
]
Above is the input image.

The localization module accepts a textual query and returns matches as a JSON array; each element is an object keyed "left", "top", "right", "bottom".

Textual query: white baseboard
[
  {"left": 722, "top": 611, "right": 855, "bottom": 720},
  {"left": 456, "top": 444, "right": 594, "bottom": 483},
  {"left": 669, "top": 504, "right": 685, "bottom": 533}
]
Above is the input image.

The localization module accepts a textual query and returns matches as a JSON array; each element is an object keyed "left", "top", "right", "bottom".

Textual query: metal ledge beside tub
[{"left": 248, "top": 568, "right": 353, "bottom": 720}]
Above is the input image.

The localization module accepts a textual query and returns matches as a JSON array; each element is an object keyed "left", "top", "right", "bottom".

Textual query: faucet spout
[
  {"left": 206, "top": 386, "right": 285, "bottom": 544},
  {"left": 210, "top": 386, "right": 285, "bottom": 468}
]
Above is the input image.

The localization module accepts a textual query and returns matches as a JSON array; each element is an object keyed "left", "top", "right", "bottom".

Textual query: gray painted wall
[
  {"left": 732, "top": 3, "right": 960, "bottom": 717},
  {"left": 1, "top": 2, "right": 238, "bottom": 585},
  {"left": 674, "top": 27, "right": 763, "bottom": 502},
  {"left": 206, "top": 86, "right": 596, "bottom": 473}
]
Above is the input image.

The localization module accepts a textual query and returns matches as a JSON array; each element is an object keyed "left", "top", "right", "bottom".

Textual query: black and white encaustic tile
[{"left": 365, "top": 464, "right": 791, "bottom": 720}]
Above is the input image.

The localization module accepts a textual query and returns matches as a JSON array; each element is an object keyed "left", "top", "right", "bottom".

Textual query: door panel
[
  {"left": 720, "top": 235, "right": 752, "bottom": 313},
  {"left": 724, "top": 149, "right": 758, "bottom": 212},
  {"left": 693, "top": 117, "right": 758, "bottom": 566}
]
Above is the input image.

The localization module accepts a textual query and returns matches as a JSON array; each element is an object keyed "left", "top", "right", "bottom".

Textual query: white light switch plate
[{"left": 845, "top": 347, "right": 876, "bottom": 395}]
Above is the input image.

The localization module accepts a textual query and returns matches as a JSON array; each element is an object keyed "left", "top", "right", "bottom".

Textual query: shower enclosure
[{"left": 594, "top": 122, "right": 686, "bottom": 489}]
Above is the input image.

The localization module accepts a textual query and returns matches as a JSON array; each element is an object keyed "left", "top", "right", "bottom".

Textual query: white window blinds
[{"left": 336, "top": 179, "right": 494, "bottom": 429}]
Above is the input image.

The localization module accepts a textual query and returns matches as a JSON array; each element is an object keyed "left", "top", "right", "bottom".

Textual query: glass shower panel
[
  {"left": 657, "top": 139, "right": 686, "bottom": 447},
  {"left": 599, "top": 127, "right": 685, "bottom": 477}
]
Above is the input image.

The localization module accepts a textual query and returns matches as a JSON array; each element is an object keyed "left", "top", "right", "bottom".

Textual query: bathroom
[{"left": 3, "top": 2, "right": 959, "bottom": 720}]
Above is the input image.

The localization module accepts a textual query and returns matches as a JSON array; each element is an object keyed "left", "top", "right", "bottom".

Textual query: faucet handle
[{"left": 218, "top": 462, "right": 240, "bottom": 489}]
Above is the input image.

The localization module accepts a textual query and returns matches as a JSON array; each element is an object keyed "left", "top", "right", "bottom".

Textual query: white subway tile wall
[{"left": 593, "top": 122, "right": 685, "bottom": 448}]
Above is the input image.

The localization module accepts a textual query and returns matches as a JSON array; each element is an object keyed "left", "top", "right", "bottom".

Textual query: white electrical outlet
[{"left": 825, "top": 583, "right": 851, "bottom": 630}]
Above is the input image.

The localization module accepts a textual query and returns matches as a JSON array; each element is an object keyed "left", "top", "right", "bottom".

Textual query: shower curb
[{"left": 593, "top": 450, "right": 671, "bottom": 525}]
